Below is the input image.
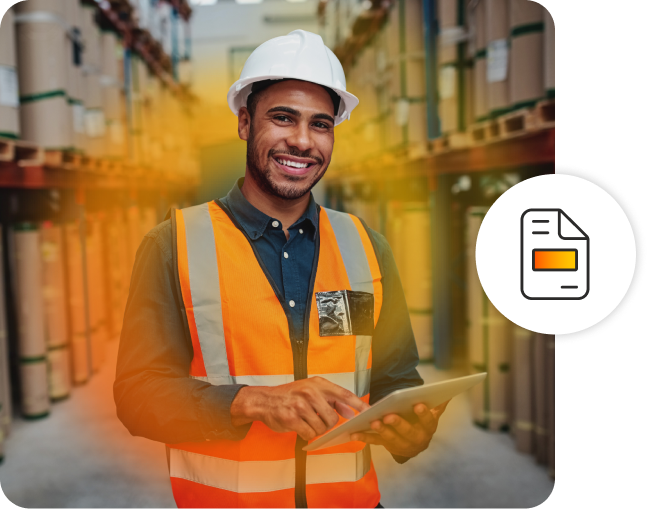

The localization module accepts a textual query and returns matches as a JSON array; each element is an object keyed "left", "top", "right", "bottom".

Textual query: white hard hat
[{"left": 227, "top": 30, "right": 359, "bottom": 126}]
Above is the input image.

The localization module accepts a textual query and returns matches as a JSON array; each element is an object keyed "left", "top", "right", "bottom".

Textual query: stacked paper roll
[
  {"left": 81, "top": 3, "right": 105, "bottom": 157},
  {"left": 126, "top": 205, "right": 142, "bottom": 272},
  {"left": 437, "top": 0, "right": 460, "bottom": 133},
  {"left": 533, "top": 332, "right": 549, "bottom": 464},
  {"left": 12, "top": 224, "right": 50, "bottom": 419},
  {"left": 547, "top": 334, "right": 555, "bottom": 478},
  {"left": 0, "top": 226, "right": 13, "bottom": 436},
  {"left": 65, "top": 0, "right": 86, "bottom": 152},
  {"left": 511, "top": 324, "right": 534, "bottom": 453},
  {"left": 485, "top": 0, "right": 509, "bottom": 117},
  {"left": 64, "top": 222, "right": 89, "bottom": 385},
  {"left": 0, "top": 8, "right": 20, "bottom": 138},
  {"left": 86, "top": 215, "right": 107, "bottom": 373},
  {"left": 101, "top": 30, "right": 125, "bottom": 158},
  {"left": 41, "top": 222, "right": 71, "bottom": 400},
  {"left": 107, "top": 208, "right": 129, "bottom": 337},
  {"left": 472, "top": 0, "right": 488, "bottom": 121},
  {"left": 466, "top": 207, "right": 512, "bottom": 431},
  {"left": 14, "top": 0, "right": 72, "bottom": 149},
  {"left": 509, "top": 0, "right": 544, "bottom": 109},
  {"left": 543, "top": 8, "right": 555, "bottom": 97},
  {"left": 402, "top": 205, "right": 433, "bottom": 360}
]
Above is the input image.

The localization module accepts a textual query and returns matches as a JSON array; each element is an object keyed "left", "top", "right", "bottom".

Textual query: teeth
[{"left": 278, "top": 159, "right": 309, "bottom": 169}]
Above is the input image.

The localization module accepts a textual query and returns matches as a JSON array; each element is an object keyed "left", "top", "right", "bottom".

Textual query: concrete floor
[{"left": 0, "top": 341, "right": 553, "bottom": 508}]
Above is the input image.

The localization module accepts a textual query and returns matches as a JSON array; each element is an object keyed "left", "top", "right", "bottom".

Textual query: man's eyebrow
[
  {"left": 266, "top": 106, "right": 334, "bottom": 124},
  {"left": 267, "top": 106, "right": 301, "bottom": 117},
  {"left": 312, "top": 113, "right": 335, "bottom": 123}
]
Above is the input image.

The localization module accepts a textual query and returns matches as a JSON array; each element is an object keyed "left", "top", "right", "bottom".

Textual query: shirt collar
[{"left": 221, "top": 178, "right": 319, "bottom": 240}]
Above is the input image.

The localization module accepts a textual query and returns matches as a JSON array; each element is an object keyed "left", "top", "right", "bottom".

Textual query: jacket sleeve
[
  {"left": 113, "top": 220, "right": 252, "bottom": 444},
  {"left": 365, "top": 227, "right": 425, "bottom": 465}
]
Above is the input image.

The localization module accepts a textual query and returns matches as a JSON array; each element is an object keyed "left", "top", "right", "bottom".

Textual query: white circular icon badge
[{"left": 476, "top": 174, "right": 636, "bottom": 335}]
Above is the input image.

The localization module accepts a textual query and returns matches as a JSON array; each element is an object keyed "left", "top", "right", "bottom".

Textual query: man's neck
[{"left": 240, "top": 173, "right": 311, "bottom": 236}]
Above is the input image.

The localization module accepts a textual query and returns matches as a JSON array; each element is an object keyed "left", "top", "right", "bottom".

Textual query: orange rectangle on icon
[{"left": 533, "top": 249, "right": 577, "bottom": 271}]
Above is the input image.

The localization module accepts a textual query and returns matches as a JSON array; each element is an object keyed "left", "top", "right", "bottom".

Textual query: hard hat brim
[{"left": 227, "top": 75, "right": 359, "bottom": 126}]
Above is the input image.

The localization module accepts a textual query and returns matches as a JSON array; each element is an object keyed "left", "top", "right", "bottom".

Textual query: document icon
[{"left": 521, "top": 209, "right": 589, "bottom": 300}]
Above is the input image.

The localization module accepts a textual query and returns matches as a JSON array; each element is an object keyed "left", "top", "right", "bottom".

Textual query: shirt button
[
  {"left": 289, "top": 300, "right": 295, "bottom": 308},
  {"left": 284, "top": 252, "right": 289, "bottom": 259},
  {"left": 299, "top": 229, "right": 304, "bottom": 234},
  {"left": 272, "top": 220, "right": 279, "bottom": 228}
]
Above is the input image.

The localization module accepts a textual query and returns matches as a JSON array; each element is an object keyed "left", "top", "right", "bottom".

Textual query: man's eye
[
  {"left": 313, "top": 122, "right": 330, "bottom": 129},
  {"left": 275, "top": 115, "right": 291, "bottom": 122}
]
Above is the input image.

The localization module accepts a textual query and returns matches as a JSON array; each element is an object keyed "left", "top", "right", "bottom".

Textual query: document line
[
  {"left": 532, "top": 231, "right": 550, "bottom": 234},
  {"left": 561, "top": 286, "right": 578, "bottom": 289}
]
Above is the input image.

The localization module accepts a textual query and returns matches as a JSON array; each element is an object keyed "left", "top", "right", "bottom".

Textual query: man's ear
[{"left": 238, "top": 107, "right": 251, "bottom": 141}]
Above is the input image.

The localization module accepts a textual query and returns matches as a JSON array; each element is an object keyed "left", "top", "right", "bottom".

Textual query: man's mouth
[{"left": 271, "top": 154, "right": 319, "bottom": 176}]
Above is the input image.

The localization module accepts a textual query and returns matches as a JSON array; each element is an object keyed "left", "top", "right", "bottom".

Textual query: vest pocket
[{"left": 316, "top": 290, "right": 374, "bottom": 337}]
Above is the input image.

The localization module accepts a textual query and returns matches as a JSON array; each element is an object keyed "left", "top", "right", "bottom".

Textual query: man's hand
[
  {"left": 350, "top": 400, "right": 450, "bottom": 458},
  {"left": 231, "top": 377, "right": 370, "bottom": 441}
]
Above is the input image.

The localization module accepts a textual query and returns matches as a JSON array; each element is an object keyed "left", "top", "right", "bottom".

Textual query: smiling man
[{"left": 114, "top": 30, "right": 448, "bottom": 509}]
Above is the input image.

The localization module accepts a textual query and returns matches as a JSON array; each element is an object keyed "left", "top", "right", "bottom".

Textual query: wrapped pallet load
[
  {"left": 64, "top": 222, "right": 90, "bottom": 385},
  {"left": 14, "top": 0, "right": 72, "bottom": 149},
  {"left": 0, "top": 7, "right": 20, "bottom": 139},
  {"left": 509, "top": 0, "right": 544, "bottom": 110},
  {"left": 41, "top": 222, "right": 72, "bottom": 400},
  {"left": 0, "top": 227, "right": 13, "bottom": 439},
  {"left": 12, "top": 224, "right": 50, "bottom": 419},
  {"left": 465, "top": 207, "right": 512, "bottom": 431},
  {"left": 485, "top": 0, "right": 509, "bottom": 118}
]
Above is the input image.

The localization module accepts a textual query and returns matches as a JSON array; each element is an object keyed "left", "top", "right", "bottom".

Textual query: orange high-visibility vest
[{"left": 168, "top": 200, "right": 383, "bottom": 508}]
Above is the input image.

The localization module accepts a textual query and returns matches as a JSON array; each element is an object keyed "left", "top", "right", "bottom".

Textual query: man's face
[{"left": 238, "top": 80, "right": 335, "bottom": 201}]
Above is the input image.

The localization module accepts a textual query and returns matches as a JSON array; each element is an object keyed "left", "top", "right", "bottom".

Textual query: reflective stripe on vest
[{"left": 170, "top": 201, "right": 382, "bottom": 508}]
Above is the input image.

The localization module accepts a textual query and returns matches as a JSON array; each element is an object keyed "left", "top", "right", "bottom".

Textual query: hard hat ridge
[{"left": 227, "top": 29, "right": 359, "bottom": 126}]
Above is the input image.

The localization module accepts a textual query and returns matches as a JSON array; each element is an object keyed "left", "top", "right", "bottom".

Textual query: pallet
[
  {"left": 498, "top": 100, "right": 556, "bottom": 140},
  {"left": 431, "top": 132, "right": 471, "bottom": 153},
  {"left": 470, "top": 120, "right": 501, "bottom": 145},
  {"left": 44, "top": 150, "right": 83, "bottom": 171},
  {"left": 0, "top": 137, "right": 44, "bottom": 167},
  {"left": 536, "top": 99, "right": 555, "bottom": 129}
]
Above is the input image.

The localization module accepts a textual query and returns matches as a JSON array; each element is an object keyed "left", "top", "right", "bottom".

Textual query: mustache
[{"left": 268, "top": 148, "right": 324, "bottom": 166}]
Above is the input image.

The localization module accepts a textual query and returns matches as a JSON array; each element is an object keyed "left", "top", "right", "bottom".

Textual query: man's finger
[
  {"left": 311, "top": 397, "right": 340, "bottom": 430},
  {"left": 382, "top": 413, "right": 421, "bottom": 442},
  {"left": 414, "top": 404, "right": 438, "bottom": 434},
  {"left": 372, "top": 419, "right": 414, "bottom": 449},
  {"left": 329, "top": 385, "right": 370, "bottom": 414},
  {"left": 432, "top": 400, "right": 451, "bottom": 418}
]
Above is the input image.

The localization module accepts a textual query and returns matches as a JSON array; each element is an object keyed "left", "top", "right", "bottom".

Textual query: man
[{"left": 115, "top": 30, "right": 448, "bottom": 508}]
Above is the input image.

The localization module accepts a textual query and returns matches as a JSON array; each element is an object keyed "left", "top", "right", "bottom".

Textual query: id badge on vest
[{"left": 315, "top": 290, "right": 374, "bottom": 337}]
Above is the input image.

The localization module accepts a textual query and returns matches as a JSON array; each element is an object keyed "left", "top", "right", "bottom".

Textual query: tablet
[{"left": 302, "top": 372, "right": 487, "bottom": 452}]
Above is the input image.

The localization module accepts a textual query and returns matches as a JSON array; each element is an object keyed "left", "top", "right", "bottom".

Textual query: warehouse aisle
[{"left": 0, "top": 341, "right": 553, "bottom": 508}]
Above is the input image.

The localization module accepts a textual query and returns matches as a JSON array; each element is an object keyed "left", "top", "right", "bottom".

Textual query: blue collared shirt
[{"left": 220, "top": 179, "right": 319, "bottom": 338}]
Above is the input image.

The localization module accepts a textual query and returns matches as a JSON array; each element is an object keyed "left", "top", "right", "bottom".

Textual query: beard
[{"left": 246, "top": 124, "right": 329, "bottom": 201}]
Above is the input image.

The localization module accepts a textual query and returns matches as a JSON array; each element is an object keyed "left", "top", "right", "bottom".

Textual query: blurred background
[{"left": 0, "top": 0, "right": 555, "bottom": 506}]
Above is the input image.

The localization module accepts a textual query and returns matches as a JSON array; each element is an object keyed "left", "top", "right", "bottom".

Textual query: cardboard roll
[
  {"left": 41, "top": 223, "right": 69, "bottom": 349},
  {"left": 19, "top": 359, "right": 50, "bottom": 419},
  {"left": 509, "top": 0, "right": 545, "bottom": 108},
  {"left": 12, "top": 226, "right": 47, "bottom": 359},
  {"left": 15, "top": 21, "right": 68, "bottom": 97},
  {"left": 13, "top": 0, "right": 67, "bottom": 16},
  {"left": 511, "top": 325, "right": 534, "bottom": 453},
  {"left": 0, "top": 8, "right": 17, "bottom": 67},
  {"left": 465, "top": 207, "right": 512, "bottom": 432},
  {"left": 485, "top": 0, "right": 509, "bottom": 116},
  {"left": 401, "top": 205, "right": 432, "bottom": 312},
  {"left": 543, "top": 8, "right": 555, "bottom": 95},
  {"left": 410, "top": 312, "right": 433, "bottom": 362},
  {"left": 64, "top": 223, "right": 89, "bottom": 385},
  {"left": 85, "top": 216, "right": 107, "bottom": 371},
  {"left": 20, "top": 95, "right": 72, "bottom": 150},
  {"left": 100, "top": 31, "right": 121, "bottom": 81},
  {"left": 0, "top": 226, "right": 13, "bottom": 435},
  {"left": 0, "top": 104, "right": 20, "bottom": 139},
  {"left": 47, "top": 346, "right": 71, "bottom": 400}
]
